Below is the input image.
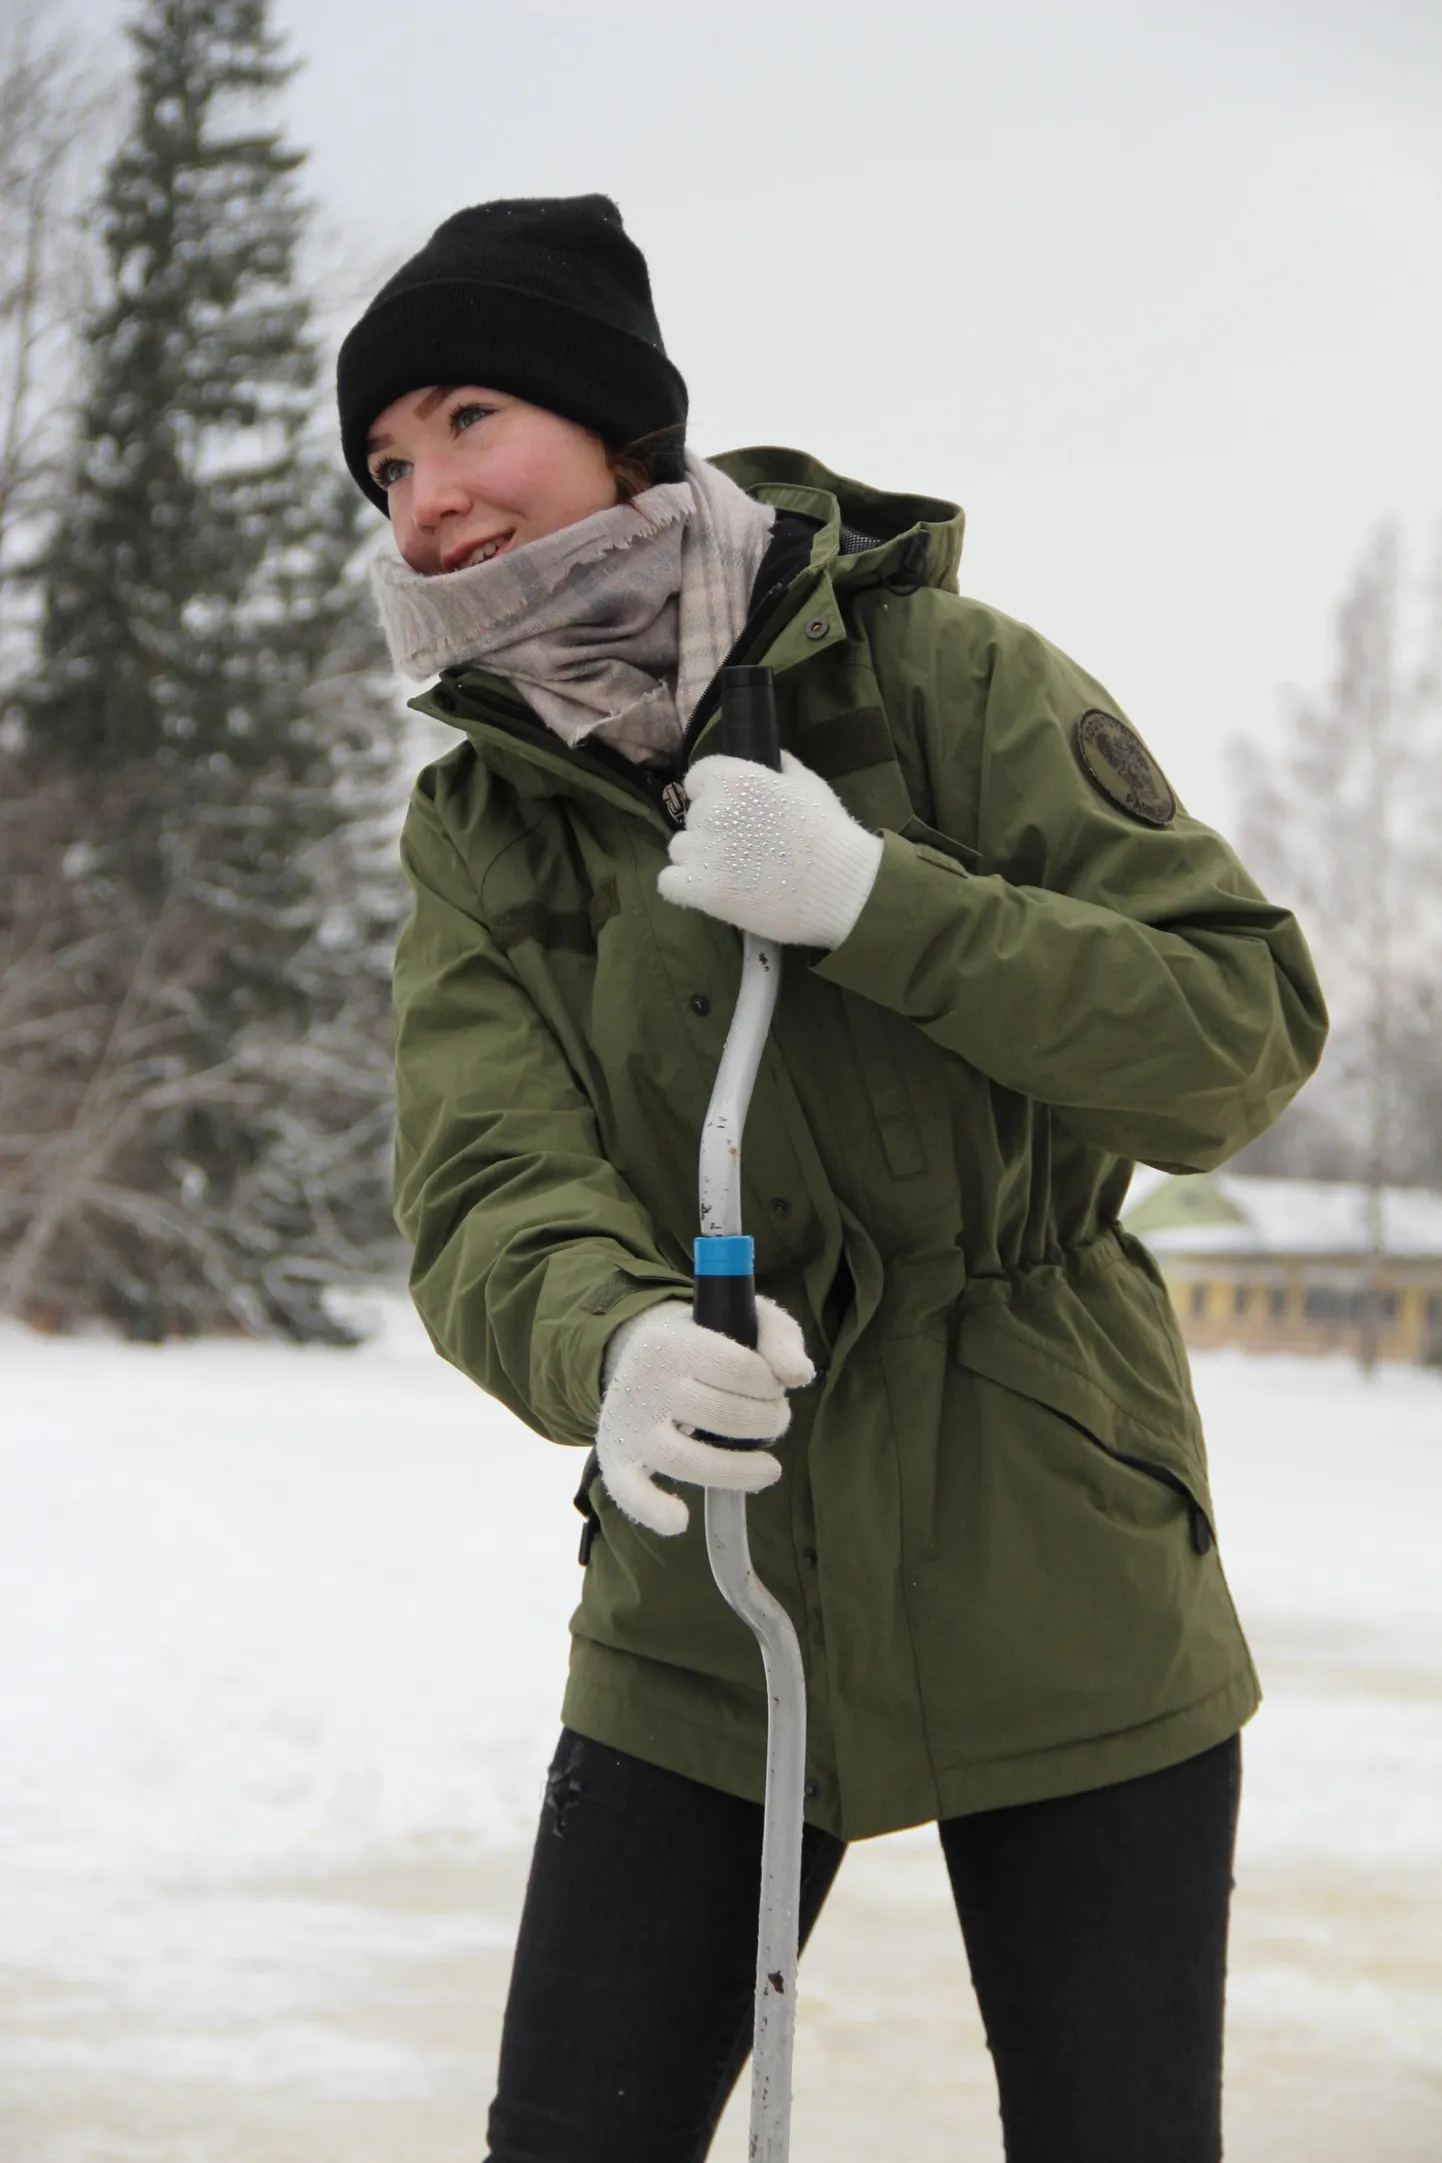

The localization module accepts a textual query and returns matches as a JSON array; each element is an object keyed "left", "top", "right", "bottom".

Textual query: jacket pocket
[
  {"left": 952, "top": 1252, "right": 1215, "bottom": 1550},
  {"left": 1076, "top": 1428, "right": 1213, "bottom": 1554}
]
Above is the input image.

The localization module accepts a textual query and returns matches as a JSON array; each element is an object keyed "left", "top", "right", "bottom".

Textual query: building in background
[{"left": 1124, "top": 1174, "right": 1442, "bottom": 1365}]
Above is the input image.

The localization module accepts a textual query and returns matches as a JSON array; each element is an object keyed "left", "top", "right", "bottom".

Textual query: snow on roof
[
  {"left": 1122, "top": 1164, "right": 1172, "bottom": 1211},
  {"left": 1128, "top": 1173, "right": 1442, "bottom": 1259}
]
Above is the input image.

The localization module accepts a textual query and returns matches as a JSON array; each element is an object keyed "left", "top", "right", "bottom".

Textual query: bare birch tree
[
  {"left": 0, "top": 646, "right": 403, "bottom": 1339},
  {"left": 1232, "top": 527, "right": 1442, "bottom": 1369},
  {"left": 0, "top": 4, "right": 103, "bottom": 676}
]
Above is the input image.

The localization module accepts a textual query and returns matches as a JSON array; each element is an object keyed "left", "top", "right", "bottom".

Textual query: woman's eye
[
  {"left": 450, "top": 402, "right": 492, "bottom": 435},
  {"left": 372, "top": 456, "right": 409, "bottom": 490}
]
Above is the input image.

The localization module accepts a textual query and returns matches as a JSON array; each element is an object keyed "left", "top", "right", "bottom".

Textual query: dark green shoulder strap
[{"left": 789, "top": 680, "right": 979, "bottom": 869}]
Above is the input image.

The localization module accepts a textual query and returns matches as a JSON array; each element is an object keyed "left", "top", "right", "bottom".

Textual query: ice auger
[{"left": 692, "top": 664, "right": 807, "bottom": 2163}]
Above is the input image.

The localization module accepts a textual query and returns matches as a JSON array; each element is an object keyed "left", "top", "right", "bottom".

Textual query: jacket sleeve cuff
[
  {"left": 536, "top": 1269, "right": 692, "bottom": 1447},
  {"left": 811, "top": 827, "right": 964, "bottom": 1006}
]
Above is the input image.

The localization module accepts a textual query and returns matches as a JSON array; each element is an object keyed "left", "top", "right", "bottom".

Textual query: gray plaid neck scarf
[{"left": 371, "top": 453, "right": 777, "bottom": 763}]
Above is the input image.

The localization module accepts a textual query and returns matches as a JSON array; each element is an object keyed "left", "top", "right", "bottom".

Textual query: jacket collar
[{"left": 709, "top": 445, "right": 964, "bottom": 599}]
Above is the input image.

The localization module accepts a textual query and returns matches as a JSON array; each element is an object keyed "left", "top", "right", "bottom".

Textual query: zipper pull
[{"left": 660, "top": 777, "right": 689, "bottom": 828}]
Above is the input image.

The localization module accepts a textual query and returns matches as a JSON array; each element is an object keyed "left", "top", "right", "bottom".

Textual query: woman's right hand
[{"left": 596, "top": 1299, "right": 814, "bottom": 1537}]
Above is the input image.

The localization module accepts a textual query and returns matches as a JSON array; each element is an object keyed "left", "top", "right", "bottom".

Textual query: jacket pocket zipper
[
  {"left": 573, "top": 1447, "right": 602, "bottom": 1565},
  {"left": 1107, "top": 1448, "right": 1214, "bottom": 1556}
]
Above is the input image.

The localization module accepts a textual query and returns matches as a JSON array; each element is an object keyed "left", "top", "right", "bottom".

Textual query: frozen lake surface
[{"left": 1, "top": 1300, "right": 1439, "bottom": 2159}]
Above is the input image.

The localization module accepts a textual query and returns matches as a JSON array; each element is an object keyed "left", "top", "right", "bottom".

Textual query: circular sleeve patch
[{"left": 1075, "top": 709, "right": 1177, "bottom": 827}]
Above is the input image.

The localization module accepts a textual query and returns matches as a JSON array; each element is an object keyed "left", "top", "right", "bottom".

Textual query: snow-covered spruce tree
[{"left": 7, "top": 0, "right": 403, "bottom": 1341}]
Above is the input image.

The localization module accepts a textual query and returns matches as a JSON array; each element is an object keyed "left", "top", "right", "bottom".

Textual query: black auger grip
[
  {"left": 719, "top": 665, "right": 781, "bottom": 770},
  {"left": 693, "top": 1235, "right": 767, "bottom": 1450},
  {"left": 694, "top": 1264, "right": 758, "bottom": 1351}
]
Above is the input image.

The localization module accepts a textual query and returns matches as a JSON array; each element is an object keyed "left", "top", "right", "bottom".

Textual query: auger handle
[{"left": 718, "top": 663, "right": 782, "bottom": 770}]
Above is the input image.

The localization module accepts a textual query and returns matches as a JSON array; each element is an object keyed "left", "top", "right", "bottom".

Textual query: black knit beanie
[{"left": 336, "top": 194, "right": 688, "bottom": 513}]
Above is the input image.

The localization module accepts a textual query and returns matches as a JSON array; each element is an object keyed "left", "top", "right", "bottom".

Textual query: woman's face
[{"left": 366, "top": 386, "right": 619, "bottom": 576}]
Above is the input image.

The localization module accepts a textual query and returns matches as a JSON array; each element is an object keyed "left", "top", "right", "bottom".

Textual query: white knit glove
[
  {"left": 596, "top": 1297, "right": 815, "bottom": 1537},
  {"left": 657, "top": 752, "right": 885, "bottom": 949}
]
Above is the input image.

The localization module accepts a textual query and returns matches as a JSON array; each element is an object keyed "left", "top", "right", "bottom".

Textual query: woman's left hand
[{"left": 657, "top": 752, "right": 884, "bottom": 949}]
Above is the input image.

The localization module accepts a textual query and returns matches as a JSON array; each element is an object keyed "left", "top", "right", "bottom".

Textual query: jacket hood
[{"left": 709, "top": 445, "right": 964, "bottom": 594}]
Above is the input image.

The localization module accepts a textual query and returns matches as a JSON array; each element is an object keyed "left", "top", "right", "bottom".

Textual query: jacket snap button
[
  {"left": 802, "top": 1544, "right": 818, "bottom": 1567},
  {"left": 803, "top": 1778, "right": 821, "bottom": 1801},
  {"left": 769, "top": 1196, "right": 792, "bottom": 1218},
  {"left": 805, "top": 615, "right": 829, "bottom": 640},
  {"left": 689, "top": 993, "right": 711, "bottom": 1017}
]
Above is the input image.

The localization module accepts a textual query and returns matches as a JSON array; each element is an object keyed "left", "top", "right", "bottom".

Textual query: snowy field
[{"left": 2, "top": 1299, "right": 1439, "bottom": 2161}]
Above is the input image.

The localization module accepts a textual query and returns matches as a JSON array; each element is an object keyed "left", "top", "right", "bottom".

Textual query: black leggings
[{"left": 487, "top": 1729, "right": 1241, "bottom": 2163}]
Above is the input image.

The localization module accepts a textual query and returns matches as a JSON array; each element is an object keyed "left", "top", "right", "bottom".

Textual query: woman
[{"left": 336, "top": 194, "right": 1326, "bottom": 2163}]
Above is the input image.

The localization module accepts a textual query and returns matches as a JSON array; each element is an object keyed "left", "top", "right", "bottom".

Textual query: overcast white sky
[{"left": 85, "top": 0, "right": 1442, "bottom": 828}]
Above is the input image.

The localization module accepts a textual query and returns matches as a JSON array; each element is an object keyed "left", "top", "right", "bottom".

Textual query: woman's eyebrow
[{"left": 366, "top": 386, "right": 460, "bottom": 454}]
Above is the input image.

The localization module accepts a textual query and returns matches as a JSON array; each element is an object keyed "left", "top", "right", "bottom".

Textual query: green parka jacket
[{"left": 393, "top": 447, "right": 1327, "bottom": 1841}]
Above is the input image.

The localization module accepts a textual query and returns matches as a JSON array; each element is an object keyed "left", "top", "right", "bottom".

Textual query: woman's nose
[{"left": 410, "top": 456, "right": 472, "bottom": 529}]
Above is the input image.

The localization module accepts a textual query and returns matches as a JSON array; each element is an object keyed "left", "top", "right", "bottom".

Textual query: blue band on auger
[{"left": 694, "top": 1235, "right": 755, "bottom": 1276}]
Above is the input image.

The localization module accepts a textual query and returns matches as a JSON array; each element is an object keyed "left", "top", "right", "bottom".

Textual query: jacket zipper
[
  {"left": 433, "top": 680, "right": 682, "bottom": 828},
  {"left": 675, "top": 565, "right": 826, "bottom": 766}
]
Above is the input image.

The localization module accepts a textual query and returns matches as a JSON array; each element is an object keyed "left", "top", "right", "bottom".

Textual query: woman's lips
[{"left": 443, "top": 531, "right": 515, "bottom": 573}]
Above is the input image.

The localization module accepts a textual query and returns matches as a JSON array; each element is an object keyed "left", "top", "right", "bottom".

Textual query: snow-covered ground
[{"left": 1, "top": 1301, "right": 1439, "bottom": 2161}]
